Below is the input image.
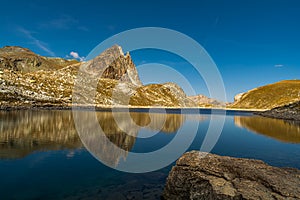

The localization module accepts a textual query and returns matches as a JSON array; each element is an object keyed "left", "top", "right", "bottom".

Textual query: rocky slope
[
  {"left": 257, "top": 101, "right": 300, "bottom": 121},
  {"left": 163, "top": 151, "right": 300, "bottom": 200},
  {"left": 229, "top": 80, "right": 300, "bottom": 110},
  {"left": 0, "top": 45, "right": 196, "bottom": 109}
]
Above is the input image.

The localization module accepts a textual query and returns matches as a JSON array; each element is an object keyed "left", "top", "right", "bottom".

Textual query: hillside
[
  {"left": 0, "top": 46, "right": 78, "bottom": 72},
  {"left": 0, "top": 45, "right": 196, "bottom": 109},
  {"left": 230, "top": 80, "right": 300, "bottom": 110}
]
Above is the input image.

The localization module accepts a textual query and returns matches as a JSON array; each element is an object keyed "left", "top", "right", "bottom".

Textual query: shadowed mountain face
[
  {"left": 234, "top": 116, "right": 300, "bottom": 143},
  {"left": 0, "top": 110, "right": 185, "bottom": 162},
  {"left": 0, "top": 45, "right": 196, "bottom": 108}
]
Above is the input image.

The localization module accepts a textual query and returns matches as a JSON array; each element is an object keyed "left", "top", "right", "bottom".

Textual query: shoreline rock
[
  {"left": 256, "top": 101, "right": 300, "bottom": 121},
  {"left": 163, "top": 151, "right": 300, "bottom": 200}
]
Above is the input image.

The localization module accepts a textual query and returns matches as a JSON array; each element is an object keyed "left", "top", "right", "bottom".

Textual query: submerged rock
[{"left": 163, "top": 151, "right": 300, "bottom": 200}]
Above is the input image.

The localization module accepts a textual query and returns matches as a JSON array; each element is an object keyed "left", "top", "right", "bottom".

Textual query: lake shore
[{"left": 0, "top": 103, "right": 266, "bottom": 113}]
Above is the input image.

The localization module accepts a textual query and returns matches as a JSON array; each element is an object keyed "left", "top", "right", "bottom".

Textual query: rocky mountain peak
[{"left": 82, "top": 45, "right": 142, "bottom": 86}]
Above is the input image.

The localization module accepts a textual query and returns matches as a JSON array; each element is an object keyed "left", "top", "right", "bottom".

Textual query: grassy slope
[{"left": 230, "top": 80, "right": 300, "bottom": 109}]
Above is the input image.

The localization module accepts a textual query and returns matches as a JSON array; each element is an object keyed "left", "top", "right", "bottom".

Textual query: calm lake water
[{"left": 0, "top": 109, "right": 300, "bottom": 199}]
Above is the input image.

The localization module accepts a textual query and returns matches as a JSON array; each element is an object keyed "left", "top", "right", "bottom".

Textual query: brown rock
[{"left": 163, "top": 151, "right": 300, "bottom": 200}]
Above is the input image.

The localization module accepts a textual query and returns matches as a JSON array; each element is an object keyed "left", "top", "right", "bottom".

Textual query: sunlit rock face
[
  {"left": 234, "top": 115, "right": 300, "bottom": 143},
  {"left": 81, "top": 45, "right": 142, "bottom": 86},
  {"left": 0, "top": 45, "right": 196, "bottom": 108}
]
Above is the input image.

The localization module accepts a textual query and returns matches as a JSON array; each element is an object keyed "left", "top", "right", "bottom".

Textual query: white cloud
[
  {"left": 17, "top": 27, "right": 55, "bottom": 56},
  {"left": 70, "top": 51, "right": 84, "bottom": 61},
  {"left": 274, "top": 64, "right": 284, "bottom": 68}
]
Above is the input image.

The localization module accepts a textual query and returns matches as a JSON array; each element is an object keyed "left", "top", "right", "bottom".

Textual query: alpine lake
[{"left": 0, "top": 108, "right": 300, "bottom": 199}]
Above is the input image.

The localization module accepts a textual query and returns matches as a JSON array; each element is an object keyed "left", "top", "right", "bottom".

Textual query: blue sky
[{"left": 1, "top": 0, "right": 299, "bottom": 101}]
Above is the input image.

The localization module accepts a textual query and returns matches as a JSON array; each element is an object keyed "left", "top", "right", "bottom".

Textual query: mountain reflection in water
[
  {"left": 0, "top": 110, "right": 194, "bottom": 162},
  {"left": 234, "top": 116, "right": 300, "bottom": 143}
]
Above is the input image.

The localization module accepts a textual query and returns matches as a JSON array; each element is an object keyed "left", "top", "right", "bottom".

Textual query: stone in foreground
[{"left": 163, "top": 151, "right": 300, "bottom": 200}]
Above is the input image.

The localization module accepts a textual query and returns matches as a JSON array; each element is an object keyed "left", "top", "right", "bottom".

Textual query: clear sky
[{"left": 1, "top": 0, "right": 299, "bottom": 101}]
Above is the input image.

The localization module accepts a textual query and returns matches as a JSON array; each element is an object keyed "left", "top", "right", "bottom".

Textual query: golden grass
[{"left": 230, "top": 80, "right": 300, "bottom": 109}]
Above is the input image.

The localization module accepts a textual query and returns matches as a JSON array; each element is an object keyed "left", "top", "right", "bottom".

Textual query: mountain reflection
[
  {"left": 234, "top": 116, "right": 300, "bottom": 143},
  {"left": 74, "top": 111, "right": 186, "bottom": 167},
  {"left": 0, "top": 110, "right": 81, "bottom": 159},
  {"left": 0, "top": 110, "right": 186, "bottom": 161}
]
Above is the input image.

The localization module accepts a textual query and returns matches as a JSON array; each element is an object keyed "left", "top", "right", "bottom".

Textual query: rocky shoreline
[
  {"left": 256, "top": 101, "right": 300, "bottom": 121},
  {"left": 163, "top": 151, "right": 300, "bottom": 200}
]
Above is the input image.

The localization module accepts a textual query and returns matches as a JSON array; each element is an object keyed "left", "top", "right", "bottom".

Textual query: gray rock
[
  {"left": 257, "top": 101, "right": 300, "bottom": 121},
  {"left": 163, "top": 151, "right": 300, "bottom": 200}
]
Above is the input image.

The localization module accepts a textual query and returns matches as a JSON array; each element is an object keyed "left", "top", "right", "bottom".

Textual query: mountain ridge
[
  {"left": 1, "top": 45, "right": 299, "bottom": 116},
  {"left": 0, "top": 45, "right": 197, "bottom": 109}
]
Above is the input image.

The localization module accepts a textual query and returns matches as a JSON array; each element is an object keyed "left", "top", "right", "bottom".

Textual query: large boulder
[{"left": 163, "top": 151, "right": 300, "bottom": 200}]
